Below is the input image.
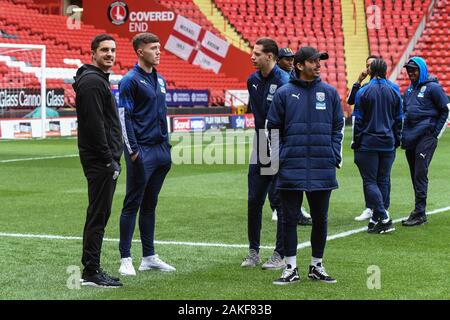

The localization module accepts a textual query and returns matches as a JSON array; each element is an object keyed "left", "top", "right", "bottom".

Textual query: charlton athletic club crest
[{"left": 108, "top": 1, "right": 129, "bottom": 25}]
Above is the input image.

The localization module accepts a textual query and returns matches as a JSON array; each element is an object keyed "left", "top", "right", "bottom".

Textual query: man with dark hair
[
  {"left": 267, "top": 46, "right": 344, "bottom": 285},
  {"left": 271, "top": 47, "right": 312, "bottom": 226},
  {"left": 73, "top": 33, "right": 123, "bottom": 288},
  {"left": 401, "top": 57, "right": 449, "bottom": 226},
  {"left": 241, "top": 37, "right": 289, "bottom": 270},
  {"left": 351, "top": 58, "right": 402, "bottom": 234},
  {"left": 117, "top": 32, "right": 174, "bottom": 276},
  {"left": 348, "top": 55, "right": 400, "bottom": 222}
]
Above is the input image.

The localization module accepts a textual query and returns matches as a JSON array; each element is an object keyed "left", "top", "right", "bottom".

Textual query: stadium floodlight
[{"left": 0, "top": 43, "right": 47, "bottom": 138}]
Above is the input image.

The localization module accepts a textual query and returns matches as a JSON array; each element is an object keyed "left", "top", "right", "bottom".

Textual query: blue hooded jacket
[
  {"left": 401, "top": 57, "right": 450, "bottom": 149},
  {"left": 352, "top": 78, "right": 403, "bottom": 151},
  {"left": 118, "top": 64, "right": 169, "bottom": 155},
  {"left": 266, "top": 73, "right": 344, "bottom": 191}
]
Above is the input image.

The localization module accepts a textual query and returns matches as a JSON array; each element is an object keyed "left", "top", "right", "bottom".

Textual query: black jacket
[{"left": 73, "top": 64, "right": 123, "bottom": 166}]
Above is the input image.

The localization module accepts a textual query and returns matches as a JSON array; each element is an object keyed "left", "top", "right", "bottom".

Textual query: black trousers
[
  {"left": 248, "top": 163, "right": 284, "bottom": 256},
  {"left": 405, "top": 134, "right": 438, "bottom": 215},
  {"left": 81, "top": 162, "right": 118, "bottom": 274},
  {"left": 280, "top": 190, "right": 331, "bottom": 258}
]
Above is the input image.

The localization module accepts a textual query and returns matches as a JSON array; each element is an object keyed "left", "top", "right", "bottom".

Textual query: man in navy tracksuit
[
  {"left": 401, "top": 57, "right": 449, "bottom": 226},
  {"left": 117, "top": 33, "right": 175, "bottom": 276},
  {"left": 347, "top": 55, "right": 401, "bottom": 222},
  {"left": 241, "top": 38, "right": 290, "bottom": 270},
  {"left": 267, "top": 47, "right": 344, "bottom": 285},
  {"left": 351, "top": 58, "right": 403, "bottom": 234}
]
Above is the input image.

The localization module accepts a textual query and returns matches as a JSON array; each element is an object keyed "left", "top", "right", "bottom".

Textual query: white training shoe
[
  {"left": 355, "top": 208, "right": 373, "bottom": 221},
  {"left": 301, "top": 207, "right": 311, "bottom": 219},
  {"left": 119, "top": 257, "right": 136, "bottom": 276},
  {"left": 272, "top": 209, "right": 278, "bottom": 221},
  {"left": 139, "top": 254, "right": 176, "bottom": 272}
]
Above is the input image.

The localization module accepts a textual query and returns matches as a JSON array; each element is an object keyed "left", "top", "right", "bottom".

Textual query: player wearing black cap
[
  {"left": 267, "top": 47, "right": 344, "bottom": 285},
  {"left": 271, "top": 49, "right": 312, "bottom": 226}
]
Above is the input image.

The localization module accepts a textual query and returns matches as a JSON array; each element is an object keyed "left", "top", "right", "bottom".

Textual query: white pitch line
[
  {"left": 0, "top": 232, "right": 269, "bottom": 249},
  {"left": 1, "top": 142, "right": 252, "bottom": 163},
  {"left": 1, "top": 206, "right": 449, "bottom": 250},
  {"left": 297, "top": 205, "right": 450, "bottom": 249},
  {"left": 0, "top": 154, "right": 79, "bottom": 163}
]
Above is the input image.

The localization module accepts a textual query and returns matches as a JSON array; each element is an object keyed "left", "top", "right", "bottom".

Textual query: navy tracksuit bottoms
[
  {"left": 405, "top": 134, "right": 438, "bottom": 215},
  {"left": 354, "top": 150, "right": 395, "bottom": 221},
  {"left": 119, "top": 143, "right": 171, "bottom": 258},
  {"left": 248, "top": 163, "right": 284, "bottom": 256},
  {"left": 280, "top": 190, "right": 331, "bottom": 258}
]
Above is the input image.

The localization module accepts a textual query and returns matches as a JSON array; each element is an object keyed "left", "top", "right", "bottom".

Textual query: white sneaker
[
  {"left": 139, "top": 254, "right": 176, "bottom": 272},
  {"left": 272, "top": 209, "right": 278, "bottom": 221},
  {"left": 301, "top": 207, "right": 311, "bottom": 219},
  {"left": 119, "top": 257, "right": 136, "bottom": 276},
  {"left": 355, "top": 208, "right": 373, "bottom": 221}
]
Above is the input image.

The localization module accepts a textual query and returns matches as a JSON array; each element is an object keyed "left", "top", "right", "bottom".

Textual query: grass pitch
[{"left": 0, "top": 127, "right": 449, "bottom": 300}]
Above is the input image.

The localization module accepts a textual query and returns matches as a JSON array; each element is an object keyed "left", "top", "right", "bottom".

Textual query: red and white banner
[
  {"left": 192, "top": 50, "right": 222, "bottom": 74},
  {"left": 165, "top": 35, "right": 195, "bottom": 61},
  {"left": 164, "top": 15, "right": 230, "bottom": 74},
  {"left": 201, "top": 30, "right": 229, "bottom": 58},
  {"left": 172, "top": 15, "right": 201, "bottom": 41}
]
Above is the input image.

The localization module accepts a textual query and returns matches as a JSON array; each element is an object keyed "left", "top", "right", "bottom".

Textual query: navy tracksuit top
[
  {"left": 118, "top": 64, "right": 169, "bottom": 155},
  {"left": 266, "top": 74, "right": 345, "bottom": 191},
  {"left": 352, "top": 78, "right": 403, "bottom": 152},
  {"left": 247, "top": 64, "right": 290, "bottom": 131}
]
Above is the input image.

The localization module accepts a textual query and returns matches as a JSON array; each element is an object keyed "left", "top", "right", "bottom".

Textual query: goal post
[{"left": 0, "top": 43, "right": 47, "bottom": 138}]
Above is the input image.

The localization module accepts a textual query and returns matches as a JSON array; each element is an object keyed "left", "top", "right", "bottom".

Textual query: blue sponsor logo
[
  {"left": 231, "top": 115, "right": 245, "bottom": 129},
  {"left": 190, "top": 117, "right": 206, "bottom": 132}
]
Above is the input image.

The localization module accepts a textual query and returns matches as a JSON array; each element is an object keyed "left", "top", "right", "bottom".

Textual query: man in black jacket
[{"left": 73, "top": 34, "right": 123, "bottom": 288}]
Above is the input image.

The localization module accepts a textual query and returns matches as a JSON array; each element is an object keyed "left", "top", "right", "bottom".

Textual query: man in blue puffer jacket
[
  {"left": 401, "top": 57, "right": 450, "bottom": 226},
  {"left": 267, "top": 47, "right": 344, "bottom": 285},
  {"left": 352, "top": 58, "right": 403, "bottom": 234}
]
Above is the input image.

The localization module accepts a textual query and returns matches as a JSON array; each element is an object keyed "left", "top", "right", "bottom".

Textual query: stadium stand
[
  {"left": 396, "top": 0, "right": 450, "bottom": 93},
  {"left": 0, "top": 0, "right": 246, "bottom": 107},
  {"left": 213, "top": 0, "right": 349, "bottom": 102},
  {"left": 155, "top": 0, "right": 225, "bottom": 39},
  {"left": 1, "top": 0, "right": 447, "bottom": 109},
  {"left": 365, "top": 0, "right": 431, "bottom": 76}
]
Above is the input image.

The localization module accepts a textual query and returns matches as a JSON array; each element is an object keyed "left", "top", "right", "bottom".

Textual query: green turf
[{"left": 0, "top": 128, "right": 449, "bottom": 299}]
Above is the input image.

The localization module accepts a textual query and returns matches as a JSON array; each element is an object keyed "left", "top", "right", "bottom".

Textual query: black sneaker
[
  {"left": 402, "top": 211, "right": 427, "bottom": 227},
  {"left": 368, "top": 219, "right": 395, "bottom": 234},
  {"left": 308, "top": 263, "right": 337, "bottom": 283},
  {"left": 99, "top": 268, "right": 120, "bottom": 282},
  {"left": 273, "top": 265, "right": 299, "bottom": 285},
  {"left": 298, "top": 215, "right": 312, "bottom": 226},
  {"left": 81, "top": 270, "right": 123, "bottom": 288}
]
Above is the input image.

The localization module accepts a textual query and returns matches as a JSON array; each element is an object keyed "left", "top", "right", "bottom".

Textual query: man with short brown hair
[
  {"left": 73, "top": 33, "right": 123, "bottom": 288},
  {"left": 117, "top": 32, "right": 174, "bottom": 276}
]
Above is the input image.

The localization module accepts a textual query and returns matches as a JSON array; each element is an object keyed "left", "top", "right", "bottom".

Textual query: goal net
[{"left": 0, "top": 43, "right": 47, "bottom": 138}]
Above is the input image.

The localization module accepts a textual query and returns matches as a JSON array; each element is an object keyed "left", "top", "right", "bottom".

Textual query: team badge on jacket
[
  {"left": 158, "top": 78, "right": 166, "bottom": 93},
  {"left": 315, "top": 92, "right": 326, "bottom": 110},
  {"left": 267, "top": 84, "right": 278, "bottom": 102},
  {"left": 269, "top": 84, "right": 278, "bottom": 94},
  {"left": 417, "top": 85, "right": 427, "bottom": 98}
]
